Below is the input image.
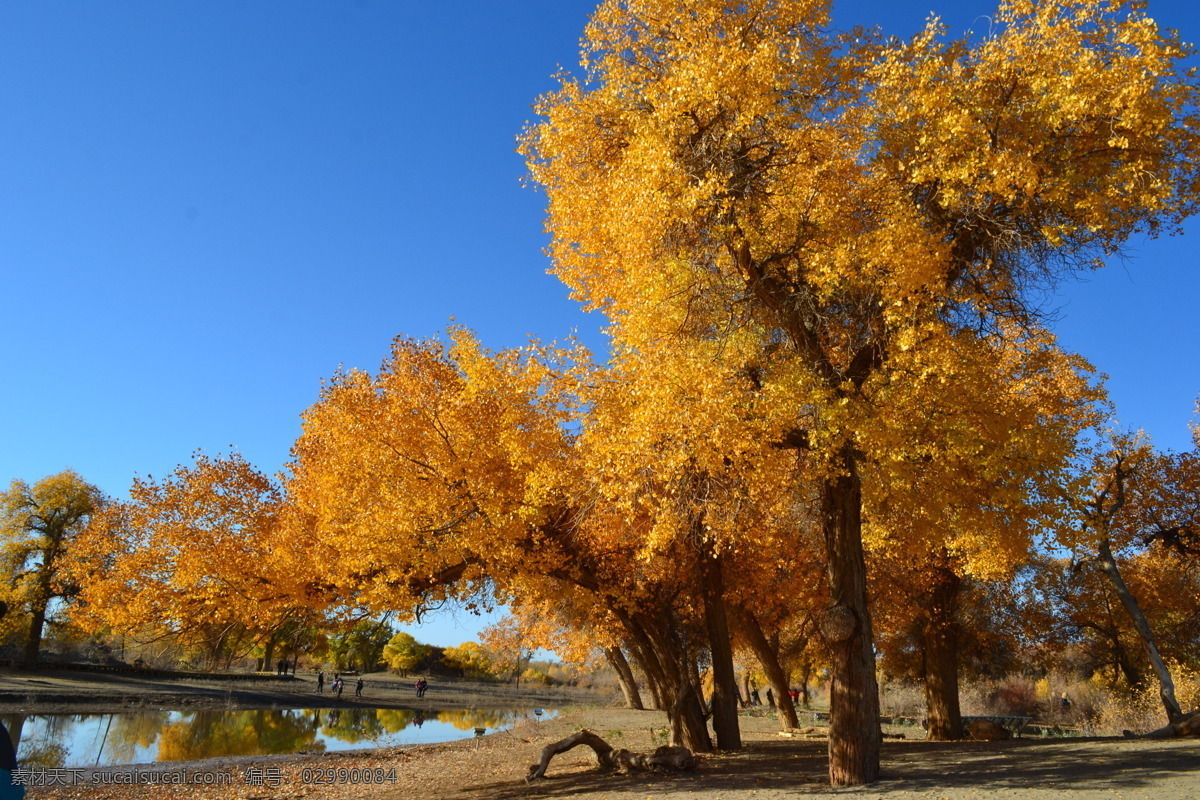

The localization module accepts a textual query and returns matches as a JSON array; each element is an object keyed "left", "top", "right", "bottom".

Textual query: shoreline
[{"left": 0, "top": 668, "right": 596, "bottom": 715}]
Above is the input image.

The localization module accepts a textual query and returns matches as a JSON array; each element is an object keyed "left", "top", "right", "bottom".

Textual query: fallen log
[
  {"left": 1124, "top": 708, "right": 1200, "bottom": 739},
  {"left": 525, "top": 729, "right": 697, "bottom": 782}
]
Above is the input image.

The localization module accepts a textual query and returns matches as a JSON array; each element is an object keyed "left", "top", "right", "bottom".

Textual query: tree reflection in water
[
  {"left": 106, "top": 711, "right": 169, "bottom": 764},
  {"left": 8, "top": 706, "right": 555, "bottom": 766},
  {"left": 436, "top": 709, "right": 524, "bottom": 731},
  {"left": 157, "top": 710, "right": 323, "bottom": 761}
]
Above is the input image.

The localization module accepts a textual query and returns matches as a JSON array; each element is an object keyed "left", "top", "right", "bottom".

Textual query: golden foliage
[{"left": 70, "top": 453, "right": 298, "bottom": 645}]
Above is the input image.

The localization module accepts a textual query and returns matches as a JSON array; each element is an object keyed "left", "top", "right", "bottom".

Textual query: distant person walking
[
  {"left": 336, "top": 678, "right": 345, "bottom": 699},
  {"left": 355, "top": 678, "right": 364, "bottom": 697},
  {"left": 317, "top": 671, "right": 325, "bottom": 693}
]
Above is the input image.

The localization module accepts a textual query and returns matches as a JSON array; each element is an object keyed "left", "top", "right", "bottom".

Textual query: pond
[{"left": 2, "top": 707, "right": 557, "bottom": 768}]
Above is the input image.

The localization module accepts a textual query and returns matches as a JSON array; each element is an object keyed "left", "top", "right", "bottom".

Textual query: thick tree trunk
[
  {"left": 1097, "top": 537, "right": 1183, "bottom": 723},
  {"left": 921, "top": 560, "right": 963, "bottom": 740},
  {"left": 821, "top": 451, "right": 881, "bottom": 786},
  {"left": 916, "top": 573, "right": 964, "bottom": 743},
  {"left": 735, "top": 608, "right": 800, "bottom": 729},
  {"left": 22, "top": 599, "right": 49, "bottom": 669},
  {"left": 668, "top": 679, "right": 710, "bottom": 752},
  {"left": 799, "top": 659, "right": 812, "bottom": 707},
  {"left": 261, "top": 634, "right": 277, "bottom": 674},
  {"left": 22, "top": 553, "right": 59, "bottom": 669},
  {"left": 698, "top": 552, "right": 742, "bottom": 750},
  {"left": 605, "top": 647, "right": 644, "bottom": 710}
]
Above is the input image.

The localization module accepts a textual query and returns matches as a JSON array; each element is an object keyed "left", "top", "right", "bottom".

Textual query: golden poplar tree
[
  {"left": 1061, "top": 432, "right": 1200, "bottom": 725},
  {"left": 70, "top": 454, "right": 302, "bottom": 668},
  {"left": 0, "top": 470, "right": 104, "bottom": 667},
  {"left": 523, "top": 0, "right": 1198, "bottom": 783},
  {"left": 287, "top": 331, "right": 730, "bottom": 750}
]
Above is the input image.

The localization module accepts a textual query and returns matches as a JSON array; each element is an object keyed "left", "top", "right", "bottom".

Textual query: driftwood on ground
[
  {"left": 1124, "top": 708, "right": 1200, "bottom": 739},
  {"left": 525, "top": 729, "right": 697, "bottom": 782}
]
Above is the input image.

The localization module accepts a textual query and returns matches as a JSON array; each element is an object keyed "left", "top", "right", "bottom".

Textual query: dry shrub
[
  {"left": 880, "top": 668, "right": 1200, "bottom": 734},
  {"left": 878, "top": 681, "right": 924, "bottom": 718},
  {"left": 961, "top": 675, "right": 1040, "bottom": 717},
  {"left": 1032, "top": 672, "right": 1107, "bottom": 724},
  {"left": 1085, "top": 663, "right": 1200, "bottom": 736}
]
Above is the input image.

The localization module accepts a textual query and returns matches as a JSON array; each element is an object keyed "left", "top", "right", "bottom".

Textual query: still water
[{"left": 3, "top": 707, "right": 557, "bottom": 768}]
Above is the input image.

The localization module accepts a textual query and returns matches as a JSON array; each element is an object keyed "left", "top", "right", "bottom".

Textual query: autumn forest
[{"left": 3, "top": 0, "right": 1199, "bottom": 788}]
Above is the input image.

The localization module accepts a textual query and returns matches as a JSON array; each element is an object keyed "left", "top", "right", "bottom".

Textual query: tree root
[{"left": 525, "top": 729, "right": 697, "bottom": 782}]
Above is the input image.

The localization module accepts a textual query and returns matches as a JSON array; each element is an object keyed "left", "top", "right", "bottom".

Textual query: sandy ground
[{"left": 2, "top": 672, "right": 1195, "bottom": 800}]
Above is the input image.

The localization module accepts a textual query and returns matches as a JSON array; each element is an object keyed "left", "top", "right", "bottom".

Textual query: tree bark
[
  {"left": 734, "top": 607, "right": 800, "bottom": 729},
  {"left": 821, "top": 451, "right": 881, "bottom": 786},
  {"left": 799, "top": 658, "right": 811, "bottom": 707},
  {"left": 921, "top": 560, "right": 963, "bottom": 740},
  {"left": 22, "top": 548, "right": 59, "bottom": 668},
  {"left": 22, "top": 596, "right": 49, "bottom": 669},
  {"left": 604, "top": 647, "right": 644, "bottom": 710},
  {"left": 261, "top": 634, "right": 277, "bottom": 674},
  {"left": 613, "top": 606, "right": 712, "bottom": 753},
  {"left": 698, "top": 551, "right": 742, "bottom": 750},
  {"left": 1097, "top": 537, "right": 1184, "bottom": 723}
]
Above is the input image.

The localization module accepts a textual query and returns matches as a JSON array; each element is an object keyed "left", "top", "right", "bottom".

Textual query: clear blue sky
[{"left": 2, "top": 0, "right": 1196, "bottom": 647}]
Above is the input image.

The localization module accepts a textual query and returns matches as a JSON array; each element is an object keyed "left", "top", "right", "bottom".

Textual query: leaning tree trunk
[
  {"left": 614, "top": 607, "right": 712, "bottom": 753},
  {"left": 622, "top": 642, "right": 666, "bottom": 711},
  {"left": 1097, "top": 537, "right": 1183, "bottom": 723},
  {"left": 645, "top": 671, "right": 667, "bottom": 711},
  {"left": 605, "top": 647, "right": 644, "bottom": 710},
  {"left": 921, "top": 559, "right": 963, "bottom": 740},
  {"left": 821, "top": 450, "right": 882, "bottom": 786},
  {"left": 735, "top": 608, "right": 800, "bottom": 729},
  {"left": 699, "top": 550, "right": 742, "bottom": 750}
]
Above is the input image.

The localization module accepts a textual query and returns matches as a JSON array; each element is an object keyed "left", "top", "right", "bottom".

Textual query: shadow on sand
[{"left": 464, "top": 736, "right": 1199, "bottom": 799}]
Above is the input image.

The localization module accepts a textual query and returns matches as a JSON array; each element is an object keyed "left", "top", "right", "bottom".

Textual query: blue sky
[{"left": 2, "top": 0, "right": 1196, "bottom": 647}]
